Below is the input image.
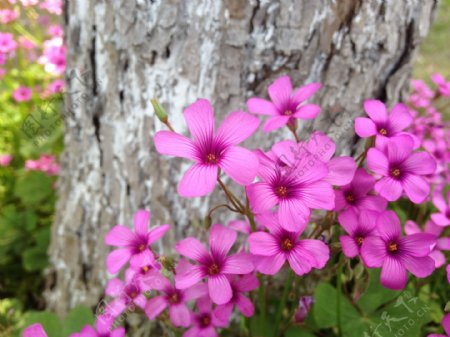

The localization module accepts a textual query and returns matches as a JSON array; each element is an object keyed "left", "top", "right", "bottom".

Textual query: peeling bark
[{"left": 47, "top": 0, "right": 437, "bottom": 316}]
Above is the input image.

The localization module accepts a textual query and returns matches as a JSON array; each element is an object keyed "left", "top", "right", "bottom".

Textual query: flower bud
[{"left": 151, "top": 99, "right": 168, "bottom": 123}]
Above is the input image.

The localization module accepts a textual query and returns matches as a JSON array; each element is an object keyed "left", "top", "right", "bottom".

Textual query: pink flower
[
  {"left": 105, "top": 210, "right": 170, "bottom": 274},
  {"left": 248, "top": 212, "right": 330, "bottom": 276},
  {"left": 69, "top": 317, "right": 125, "bottom": 337},
  {"left": 428, "top": 313, "right": 450, "bottom": 337},
  {"left": 13, "top": 86, "right": 32, "bottom": 102},
  {"left": 366, "top": 135, "right": 436, "bottom": 203},
  {"left": 0, "top": 154, "right": 12, "bottom": 166},
  {"left": 294, "top": 296, "right": 314, "bottom": 323},
  {"left": 213, "top": 274, "right": 259, "bottom": 322},
  {"left": 183, "top": 297, "right": 228, "bottom": 337},
  {"left": 247, "top": 75, "right": 321, "bottom": 132},
  {"left": 409, "top": 80, "right": 434, "bottom": 108},
  {"left": 334, "top": 168, "right": 387, "bottom": 212},
  {"left": 39, "top": 37, "right": 66, "bottom": 74},
  {"left": 20, "top": 0, "right": 39, "bottom": 6},
  {"left": 0, "top": 32, "right": 17, "bottom": 53},
  {"left": 431, "top": 190, "right": 450, "bottom": 227},
  {"left": 0, "top": 9, "right": 18, "bottom": 23},
  {"left": 338, "top": 209, "right": 378, "bottom": 258},
  {"left": 361, "top": 210, "right": 436, "bottom": 290},
  {"left": 46, "top": 79, "right": 64, "bottom": 94},
  {"left": 175, "top": 224, "right": 254, "bottom": 305},
  {"left": 432, "top": 73, "right": 450, "bottom": 97},
  {"left": 405, "top": 220, "right": 449, "bottom": 268},
  {"left": 19, "top": 36, "right": 35, "bottom": 50},
  {"left": 40, "top": 0, "right": 63, "bottom": 15},
  {"left": 154, "top": 99, "right": 260, "bottom": 197},
  {"left": 447, "top": 265, "right": 450, "bottom": 284},
  {"left": 145, "top": 271, "right": 208, "bottom": 327},
  {"left": 0, "top": 68, "right": 5, "bottom": 79},
  {"left": 246, "top": 144, "right": 334, "bottom": 232},
  {"left": 23, "top": 323, "right": 47, "bottom": 337},
  {"left": 355, "top": 100, "right": 414, "bottom": 150},
  {"left": 48, "top": 25, "right": 63, "bottom": 37},
  {"left": 25, "top": 155, "right": 60, "bottom": 175}
]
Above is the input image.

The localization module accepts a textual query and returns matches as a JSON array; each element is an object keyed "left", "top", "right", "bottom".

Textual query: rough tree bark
[{"left": 47, "top": 0, "right": 438, "bottom": 316}]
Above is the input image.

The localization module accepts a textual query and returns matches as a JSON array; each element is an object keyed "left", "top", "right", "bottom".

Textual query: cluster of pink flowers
[
  {"left": 23, "top": 75, "right": 449, "bottom": 336},
  {"left": 0, "top": 154, "right": 12, "bottom": 166},
  {"left": 25, "top": 154, "right": 60, "bottom": 175}
]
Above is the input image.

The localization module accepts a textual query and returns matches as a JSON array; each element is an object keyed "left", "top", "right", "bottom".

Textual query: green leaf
[
  {"left": 285, "top": 326, "right": 316, "bottom": 337},
  {"left": 22, "top": 311, "right": 62, "bottom": 337},
  {"left": 13, "top": 171, "right": 53, "bottom": 206},
  {"left": 62, "top": 304, "right": 95, "bottom": 336},
  {"left": 250, "top": 315, "right": 275, "bottom": 337},
  {"left": 22, "top": 247, "right": 48, "bottom": 271}
]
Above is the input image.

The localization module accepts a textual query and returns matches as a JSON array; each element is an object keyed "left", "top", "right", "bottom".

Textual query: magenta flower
[
  {"left": 25, "top": 155, "right": 60, "bottom": 175},
  {"left": 0, "top": 9, "right": 18, "bottom": 23},
  {"left": 40, "top": 0, "right": 63, "bottom": 15},
  {"left": 39, "top": 37, "right": 66, "bottom": 74},
  {"left": 23, "top": 323, "right": 47, "bottom": 337},
  {"left": 213, "top": 274, "right": 259, "bottom": 323},
  {"left": 361, "top": 210, "right": 436, "bottom": 290},
  {"left": 246, "top": 146, "right": 334, "bottom": 232},
  {"left": 248, "top": 212, "right": 330, "bottom": 276},
  {"left": 155, "top": 99, "right": 260, "bottom": 197},
  {"left": 432, "top": 73, "right": 450, "bottom": 97},
  {"left": 145, "top": 272, "right": 208, "bottom": 327},
  {"left": 405, "top": 220, "right": 449, "bottom": 268},
  {"left": 355, "top": 100, "right": 414, "bottom": 149},
  {"left": 0, "top": 154, "right": 12, "bottom": 167},
  {"left": 431, "top": 190, "right": 450, "bottom": 227},
  {"left": 105, "top": 210, "right": 170, "bottom": 274},
  {"left": 367, "top": 135, "right": 436, "bottom": 203},
  {"left": 338, "top": 209, "right": 378, "bottom": 258},
  {"left": 175, "top": 224, "right": 254, "bottom": 305},
  {"left": 13, "top": 86, "right": 32, "bottom": 102},
  {"left": 294, "top": 296, "right": 314, "bottom": 323},
  {"left": 428, "top": 314, "right": 450, "bottom": 337},
  {"left": 335, "top": 168, "right": 387, "bottom": 212},
  {"left": 409, "top": 80, "right": 434, "bottom": 108},
  {"left": 70, "top": 317, "right": 125, "bottom": 337},
  {"left": 0, "top": 32, "right": 17, "bottom": 54},
  {"left": 48, "top": 25, "right": 64, "bottom": 37},
  {"left": 183, "top": 297, "right": 228, "bottom": 337},
  {"left": 247, "top": 75, "right": 321, "bottom": 132}
]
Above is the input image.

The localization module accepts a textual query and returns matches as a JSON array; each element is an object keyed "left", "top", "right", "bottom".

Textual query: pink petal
[
  {"left": 307, "top": 131, "right": 336, "bottom": 161},
  {"left": 220, "top": 146, "right": 259, "bottom": 185},
  {"left": 209, "top": 224, "right": 237, "bottom": 258},
  {"left": 291, "top": 157, "right": 330, "bottom": 184},
  {"left": 443, "top": 313, "right": 450, "bottom": 336},
  {"left": 222, "top": 253, "right": 254, "bottom": 274},
  {"left": 268, "top": 75, "right": 292, "bottom": 109},
  {"left": 364, "top": 99, "right": 388, "bottom": 124},
  {"left": 340, "top": 235, "right": 360, "bottom": 258},
  {"left": 361, "top": 236, "right": 387, "bottom": 268},
  {"left": 429, "top": 250, "right": 446, "bottom": 268},
  {"left": 334, "top": 190, "right": 346, "bottom": 211},
  {"left": 176, "top": 238, "right": 209, "bottom": 262},
  {"left": 381, "top": 257, "right": 407, "bottom": 290},
  {"left": 216, "top": 111, "right": 260, "bottom": 146},
  {"left": 294, "top": 104, "right": 320, "bottom": 120},
  {"left": 105, "top": 226, "right": 134, "bottom": 247},
  {"left": 105, "top": 278, "right": 124, "bottom": 296},
  {"left": 297, "top": 239, "right": 330, "bottom": 269},
  {"left": 256, "top": 253, "right": 286, "bottom": 275},
  {"left": 228, "top": 220, "right": 251, "bottom": 234},
  {"left": 338, "top": 209, "right": 359, "bottom": 235},
  {"left": 271, "top": 140, "right": 298, "bottom": 166},
  {"left": 388, "top": 103, "right": 412, "bottom": 133},
  {"left": 437, "top": 238, "right": 450, "bottom": 251},
  {"left": 134, "top": 294, "right": 148, "bottom": 309},
  {"left": 234, "top": 274, "right": 259, "bottom": 292},
  {"left": 111, "top": 328, "right": 126, "bottom": 337},
  {"left": 431, "top": 213, "right": 450, "bottom": 227},
  {"left": 402, "top": 152, "right": 436, "bottom": 175},
  {"left": 246, "top": 182, "right": 279, "bottom": 214},
  {"left": 325, "top": 157, "right": 356, "bottom": 186},
  {"left": 183, "top": 283, "right": 209, "bottom": 301},
  {"left": 130, "top": 249, "right": 155, "bottom": 268},
  {"left": 367, "top": 148, "right": 389, "bottom": 176},
  {"left": 175, "top": 265, "right": 205, "bottom": 289},
  {"left": 106, "top": 248, "right": 132, "bottom": 274},
  {"left": 263, "top": 115, "right": 290, "bottom": 132},
  {"left": 399, "top": 233, "right": 436, "bottom": 257},
  {"left": 213, "top": 303, "right": 233, "bottom": 323},
  {"left": 154, "top": 131, "right": 197, "bottom": 160},
  {"left": 134, "top": 210, "right": 150, "bottom": 235},
  {"left": 248, "top": 232, "right": 279, "bottom": 256},
  {"left": 402, "top": 174, "right": 430, "bottom": 204},
  {"left": 374, "top": 177, "right": 403, "bottom": 202},
  {"left": 287, "top": 248, "right": 313, "bottom": 276},
  {"left": 278, "top": 199, "right": 310, "bottom": 232},
  {"left": 291, "top": 82, "right": 321, "bottom": 103},
  {"left": 404, "top": 255, "right": 435, "bottom": 278},
  {"left": 356, "top": 195, "right": 388, "bottom": 212},
  {"left": 183, "top": 99, "right": 214, "bottom": 142},
  {"left": 170, "top": 304, "right": 191, "bottom": 327},
  {"left": 433, "top": 192, "right": 447, "bottom": 213},
  {"left": 208, "top": 274, "right": 232, "bottom": 304},
  {"left": 148, "top": 224, "right": 170, "bottom": 244},
  {"left": 297, "top": 181, "right": 335, "bottom": 210},
  {"left": 351, "top": 168, "right": 376, "bottom": 195},
  {"left": 235, "top": 293, "right": 255, "bottom": 317},
  {"left": 246, "top": 97, "right": 279, "bottom": 115},
  {"left": 386, "top": 135, "right": 414, "bottom": 163},
  {"left": 376, "top": 210, "right": 401, "bottom": 241},
  {"left": 183, "top": 327, "right": 201, "bottom": 337},
  {"left": 355, "top": 117, "right": 377, "bottom": 137},
  {"left": 178, "top": 164, "right": 218, "bottom": 197},
  {"left": 23, "top": 323, "right": 48, "bottom": 337},
  {"left": 145, "top": 296, "right": 168, "bottom": 319},
  {"left": 404, "top": 220, "right": 421, "bottom": 235}
]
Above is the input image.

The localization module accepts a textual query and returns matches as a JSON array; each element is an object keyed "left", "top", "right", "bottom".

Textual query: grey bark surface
[{"left": 47, "top": 0, "right": 437, "bottom": 318}]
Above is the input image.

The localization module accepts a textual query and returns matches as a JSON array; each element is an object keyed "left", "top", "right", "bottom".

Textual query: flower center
[
  {"left": 129, "top": 291, "right": 138, "bottom": 299},
  {"left": 379, "top": 128, "right": 388, "bottom": 136},
  {"left": 200, "top": 315, "right": 211, "bottom": 327},
  {"left": 276, "top": 186, "right": 288, "bottom": 198},
  {"left": 390, "top": 168, "right": 401, "bottom": 178},
  {"left": 388, "top": 242, "right": 398, "bottom": 253},
  {"left": 281, "top": 238, "right": 294, "bottom": 252},
  {"left": 206, "top": 153, "right": 218, "bottom": 164},
  {"left": 355, "top": 236, "right": 364, "bottom": 246},
  {"left": 168, "top": 292, "right": 180, "bottom": 304},
  {"left": 138, "top": 244, "right": 146, "bottom": 252},
  {"left": 345, "top": 193, "right": 355, "bottom": 203},
  {"left": 142, "top": 266, "right": 149, "bottom": 273},
  {"left": 284, "top": 110, "right": 293, "bottom": 116},
  {"left": 208, "top": 263, "right": 220, "bottom": 275}
]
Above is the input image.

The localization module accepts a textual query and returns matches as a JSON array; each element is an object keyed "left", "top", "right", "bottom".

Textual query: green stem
[
  {"left": 258, "top": 274, "right": 266, "bottom": 322},
  {"left": 274, "top": 269, "right": 294, "bottom": 337},
  {"left": 245, "top": 198, "right": 257, "bottom": 232},
  {"left": 217, "top": 177, "right": 244, "bottom": 213},
  {"left": 336, "top": 255, "right": 344, "bottom": 337}
]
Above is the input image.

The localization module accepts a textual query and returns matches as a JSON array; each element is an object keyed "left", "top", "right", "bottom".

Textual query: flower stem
[
  {"left": 217, "top": 177, "right": 245, "bottom": 213},
  {"left": 274, "top": 269, "right": 294, "bottom": 337},
  {"left": 258, "top": 274, "right": 267, "bottom": 322},
  {"left": 336, "top": 255, "right": 344, "bottom": 337}
]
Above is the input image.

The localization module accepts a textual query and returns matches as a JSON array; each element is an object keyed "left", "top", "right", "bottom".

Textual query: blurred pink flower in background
[
  {"left": 23, "top": 323, "right": 47, "bottom": 337},
  {"left": 25, "top": 155, "right": 60, "bottom": 175},
  {"left": 40, "top": 0, "right": 63, "bottom": 15},
  {"left": 409, "top": 79, "right": 434, "bottom": 108},
  {"left": 432, "top": 73, "right": 450, "bottom": 97},
  {"left": 0, "top": 32, "right": 17, "bottom": 54},
  {"left": 12, "top": 86, "right": 32, "bottom": 102},
  {"left": 0, "top": 154, "right": 12, "bottom": 167},
  {"left": 0, "top": 68, "right": 5, "bottom": 79},
  {"left": 48, "top": 25, "right": 63, "bottom": 37},
  {"left": 39, "top": 37, "right": 66, "bottom": 74},
  {"left": 19, "top": 36, "right": 36, "bottom": 50},
  {"left": 294, "top": 296, "right": 314, "bottom": 323},
  {"left": 0, "top": 9, "right": 18, "bottom": 24},
  {"left": 20, "top": 0, "right": 39, "bottom": 6}
]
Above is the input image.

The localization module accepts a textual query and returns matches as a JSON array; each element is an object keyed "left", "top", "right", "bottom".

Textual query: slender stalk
[
  {"left": 274, "top": 269, "right": 294, "bottom": 337},
  {"left": 217, "top": 177, "right": 245, "bottom": 213},
  {"left": 258, "top": 274, "right": 267, "bottom": 322},
  {"left": 207, "top": 203, "right": 240, "bottom": 218},
  {"left": 245, "top": 198, "right": 257, "bottom": 232},
  {"left": 336, "top": 255, "right": 344, "bottom": 337}
]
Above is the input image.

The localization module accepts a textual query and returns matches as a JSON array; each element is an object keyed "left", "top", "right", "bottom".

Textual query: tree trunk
[{"left": 46, "top": 0, "right": 438, "bottom": 315}]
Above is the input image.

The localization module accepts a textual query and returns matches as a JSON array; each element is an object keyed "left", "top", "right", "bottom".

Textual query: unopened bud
[
  {"left": 151, "top": 99, "right": 168, "bottom": 123},
  {"left": 204, "top": 215, "right": 212, "bottom": 230},
  {"left": 159, "top": 256, "right": 176, "bottom": 274}
]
